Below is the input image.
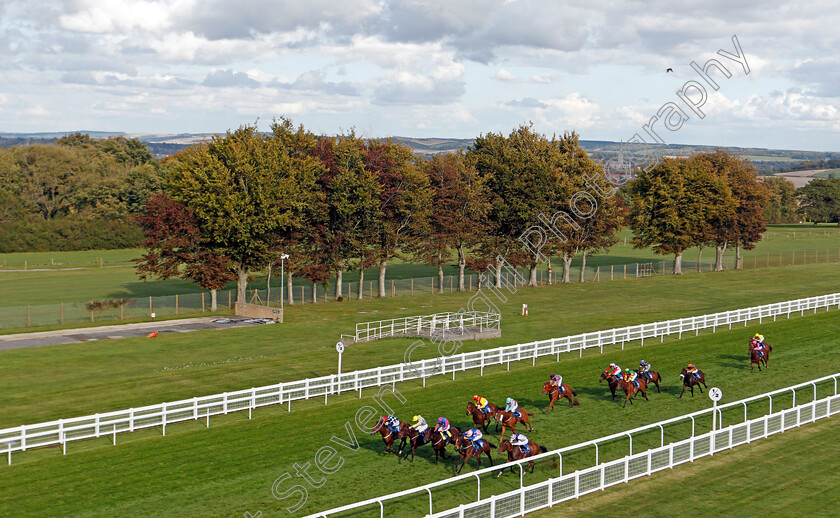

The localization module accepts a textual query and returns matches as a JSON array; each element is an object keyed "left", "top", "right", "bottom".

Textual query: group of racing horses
[{"left": 372, "top": 336, "right": 770, "bottom": 473}]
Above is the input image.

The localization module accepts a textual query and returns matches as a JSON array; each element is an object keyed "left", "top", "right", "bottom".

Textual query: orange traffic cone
[{"left": 147, "top": 331, "right": 158, "bottom": 338}]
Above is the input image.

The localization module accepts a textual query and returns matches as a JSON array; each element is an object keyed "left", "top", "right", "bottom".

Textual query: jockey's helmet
[
  {"left": 473, "top": 395, "right": 480, "bottom": 401},
  {"left": 506, "top": 397, "right": 512, "bottom": 404},
  {"left": 687, "top": 363, "right": 695, "bottom": 369},
  {"left": 610, "top": 362, "right": 616, "bottom": 367},
  {"left": 640, "top": 360, "right": 646, "bottom": 364},
  {"left": 412, "top": 415, "right": 419, "bottom": 422}
]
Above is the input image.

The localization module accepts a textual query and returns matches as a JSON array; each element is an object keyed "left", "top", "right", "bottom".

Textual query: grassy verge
[
  {"left": 1, "top": 262, "right": 840, "bottom": 427},
  {"left": 0, "top": 309, "right": 838, "bottom": 517}
]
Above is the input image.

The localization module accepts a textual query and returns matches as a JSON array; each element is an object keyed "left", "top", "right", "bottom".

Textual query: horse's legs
[
  {"left": 655, "top": 378, "right": 661, "bottom": 393},
  {"left": 678, "top": 385, "right": 686, "bottom": 399},
  {"left": 642, "top": 389, "right": 649, "bottom": 401}
]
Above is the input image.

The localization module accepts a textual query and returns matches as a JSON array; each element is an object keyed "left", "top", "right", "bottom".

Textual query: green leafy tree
[
  {"left": 797, "top": 178, "right": 840, "bottom": 226},
  {"left": 629, "top": 157, "right": 734, "bottom": 274},
  {"left": 762, "top": 176, "right": 798, "bottom": 224}
]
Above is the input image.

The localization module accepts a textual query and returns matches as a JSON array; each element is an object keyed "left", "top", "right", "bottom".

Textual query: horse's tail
[
  {"left": 539, "top": 445, "right": 548, "bottom": 453},
  {"left": 571, "top": 390, "right": 578, "bottom": 396},
  {"left": 487, "top": 442, "right": 497, "bottom": 449},
  {"left": 526, "top": 411, "right": 534, "bottom": 416}
]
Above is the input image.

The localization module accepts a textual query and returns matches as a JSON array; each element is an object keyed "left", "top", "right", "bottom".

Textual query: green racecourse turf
[
  {"left": 1, "top": 224, "right": 839, "bottom": 308},
  {"left": 1, "top": 306, "right": 839, "bottom": 517},
  {"left": 2, "top": 262, "right": 840, "bottom": 427},
  {"left": 539, "top": 414, "right": 840, "bottom": 518}
]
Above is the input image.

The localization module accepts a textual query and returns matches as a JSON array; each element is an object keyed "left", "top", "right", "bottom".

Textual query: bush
[{"left": 0, "top": 218, "right": 143, "bottom": 252}]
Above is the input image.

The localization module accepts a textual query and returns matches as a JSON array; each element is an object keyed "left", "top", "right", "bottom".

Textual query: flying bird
[{"left": 666, "top": 68, "right": 674, "bottom": 73}]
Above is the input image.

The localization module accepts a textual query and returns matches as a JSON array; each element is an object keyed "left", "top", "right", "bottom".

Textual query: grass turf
[
  {"left": 0, "top": 308, "right": 838, "bottom": 517},
  {"left": 1, "top": 262, "right": 840, "bottom": 427},
  {"left": 537, "top": 413, "right": 840, "bottom": 518}
]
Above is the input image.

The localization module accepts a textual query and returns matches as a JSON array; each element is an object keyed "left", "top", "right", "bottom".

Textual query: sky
[{"left": 1, "top": 0, "right": 839, "bottom": 151}]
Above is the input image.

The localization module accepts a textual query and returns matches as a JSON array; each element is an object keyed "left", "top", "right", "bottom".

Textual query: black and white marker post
[{"left": 708, "top": 387, "right": 722, "bottom": 455}]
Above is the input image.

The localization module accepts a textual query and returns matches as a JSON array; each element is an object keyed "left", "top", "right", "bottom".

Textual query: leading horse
[
  {"left": 749, "top": 343, "right": 772, "bottom": 372},
  {"left": 599, "top": 370, "right": 620, "bottom": 399},
  {"left": 678, "top": 368, "right": 707, "bottom": 399}
]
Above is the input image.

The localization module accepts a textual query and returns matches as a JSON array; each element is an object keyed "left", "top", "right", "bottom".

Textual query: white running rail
[
  {"left": 341, "top": 311, "right": 500, "bottom": 343},
  {"left": 304, "top": 372, "right": 840, "bottom": 518},
  {"left": 1, "top": 293, "right": 839, "bottom": 464}
]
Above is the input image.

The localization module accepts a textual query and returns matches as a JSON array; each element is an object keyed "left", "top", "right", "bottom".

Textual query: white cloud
[{"left": 491, "top": 69, "right": 520, "bottom": 83}]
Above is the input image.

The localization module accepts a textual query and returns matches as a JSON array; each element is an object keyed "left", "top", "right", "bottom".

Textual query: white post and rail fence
[{"left": 2, "top": 293, "right": 839, "bottom": 464}]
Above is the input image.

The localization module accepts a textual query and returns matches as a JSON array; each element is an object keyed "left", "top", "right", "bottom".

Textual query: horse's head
[
  {"left": 466, "top": 402, "right": 476, "bottom": 414},
  {"left": 542, "top": 382, "right": 551, "bottom": 393},
  {"left": 599, "top": 371, "right": 607, "bottom": 382},
  {"left": 497, "top": 440, "right": 511, "bottom": 453}
]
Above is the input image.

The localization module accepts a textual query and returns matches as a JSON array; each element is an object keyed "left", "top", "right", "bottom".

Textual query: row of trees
[{"left": 136, "top": 119, "right": 786, "bottom": 307}]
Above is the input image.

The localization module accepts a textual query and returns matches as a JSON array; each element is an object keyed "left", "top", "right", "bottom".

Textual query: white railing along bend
[{"left": 1, "top": 293, "right": 839, "bottom": 465}]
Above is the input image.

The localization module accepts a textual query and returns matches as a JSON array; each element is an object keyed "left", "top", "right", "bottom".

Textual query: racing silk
[
  {"left": 607, "top": 365, "right": 621, "bottom": 377},
  {"left": 434, "top": 418, "right": 450, "bottom": 432},
  {"left": 384, "top": 416, "right": 400, "bottom": 431},
  {"left": 511, "top": 434, "right": 529, "bottom": 447},
  {"left": 464, "top": 428, "right": 483, "bottom": 443},
  {"left": 551, "top": 375, "right": 563, "bottom": 386},
  {"left": 639, "top": 362, "right": 650, "bottom": 374},
  {"left": 475, "top": 397, "right": 489, "bottom": 410},
  {"left": 412, "top": 416, "right": 428, "bottom": 433},
  {"left": 505, "top": 399, "right": 519, "bottom": 412},
  {"left": 686, "top": 366, "right": 699, "bottom": 378}
]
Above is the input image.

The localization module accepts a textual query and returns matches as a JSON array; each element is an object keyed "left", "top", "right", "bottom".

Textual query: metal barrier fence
[
  {"left": 305, "top": 373, "right": 840, "bottom": 518},
  {"left": 342, "top": 311, "right": 501, "bottom": 343},
  {"left": 1, "top": 292, "right": 838, "bottom": 465}
]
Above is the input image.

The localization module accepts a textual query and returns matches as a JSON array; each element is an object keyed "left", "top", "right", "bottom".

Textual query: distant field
[
  {"left": 815, "top": 168, "right": 840, "bottom": 179},
  {"left": 1, "top": 225, "right": 839, "bottom": 309}
]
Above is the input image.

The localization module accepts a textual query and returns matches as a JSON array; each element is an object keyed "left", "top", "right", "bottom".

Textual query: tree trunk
[
  {"left": 266, "top": 263, "right": 273, "bottom": 305},
  {"left": 312, "top": 282, "right": 317, "bottom": 304},
  {"left": 358, "top": 266, "right": 364, "bottom": 300},
  {"left": 495, "top": 261, "right": 503, "bottom": 289},
  {"left": 578, "top": 250, "right": 587, "bottom": 283},
  {"left": 378, "top": 259, "right": 387, "bottom": 297},
  {"left": 236, "top": 265, "right": 248, "bottom": 304},
  {"left": 673, "top": 251, "right": 683, "bottom": 274},
  {"left": 562, "top": 253, "right": 572, "bottom": 283},
  {"left": 714, "top": 243, "right": 727, "bottom": 271},
  {"left": 457, "top": 245, "right": 466, "bottom": 292},
  {"left": 527, "top": 262, "right": 537, "bottom": 287},
  {"left": 735, "top": 240, "right": 743, "bottom": 269},
  {"left": 547, "top": 257, "right": 553, "bottom": 285},
  {"left": 437, "top": 263, "right": 444, "bottom": 294},
  {"left": 697, "top": 247, "right": 703, "bottom": 272},
  {"left": 335, "top": 267, "right": 344, "bottom": 300},
  {"left": 286, "top": 271, "right": 294, "bottom": 305},
  {"left": 210, "top": 289, "right": 218, "bottom": 312}
]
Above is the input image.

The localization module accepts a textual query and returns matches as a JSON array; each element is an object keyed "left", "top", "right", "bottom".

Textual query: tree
[
  {"left": 365, "top": 140, "right": 432, "bottom": 298},
  {"left": 313, "top": 132, "right": 381, "bottom": 300},
  {"left": 468, "top": 124, "right": 571, "bottom": 287},
  {"left": 693, "top": 151, "right": 769, "bottom": 270},
  {"left": 166, "top": 121, "right": 320, "bottom": 304},
  {"left": 410, "top": 152, "right": 488, "bottom": 293},
  {"left": 628, "top": 157, "right": 734, "bottom": 274},
  {"left": 762, "top": 176, "right": 798, "bottom": 224},
  {"left": 797, "top": 179, "right": 840, "bottom": 226},
  {"left": 135, "top": 194, "right": 234, "bottom": 311}
]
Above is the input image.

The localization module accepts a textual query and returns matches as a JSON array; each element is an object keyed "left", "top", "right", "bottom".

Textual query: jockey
[
  {"left": 510, "top": 432, "right": 530, "bottom": 455},
  {"left": 411, "top": 415, "right": 428, "bottom": 434},
  {"left": 549, "top": 373, "right": 563, "bottom": 388},
  {"left": 624, "top": 369, "right": 638, "bottom": 385},
  {"left": 381, "top": 415, "right": 400, "bottom": 433},
  {"left": 473, "top": 395, "right": 491, "bottom": 414},
  {"left": 463, "top": 427, "right": 483, "bottom": 448},
  {"left": 606, "top": 363, "right": 622, "bottom": 378},
  {"left": 639, "top": 360, "right": 651, "bottom": 379},
  {"left": 434, "top": 417, "right": 451, "bottom": 439},
  {"left": 686, "top": 363, "right": 700, "bottom": 379},
  {"left": 505, "top": 397, "right": 519, "bottom": 414}
]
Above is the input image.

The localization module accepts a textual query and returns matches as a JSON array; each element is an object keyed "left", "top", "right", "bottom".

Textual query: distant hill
[{"left": 2, "top": 131, "right": 838, "bottom": 174}]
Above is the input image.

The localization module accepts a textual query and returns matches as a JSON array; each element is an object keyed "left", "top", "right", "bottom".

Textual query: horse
[
  {"left": 426, "top": 425, "right": 461, "bottom": 464},
  {"left": 599, "top": 370, "right": 620, "bottom": 399},
  {"left": 396, "top": 426, "right": 433, "bottom": 463},
  {"left": 678, "top": 368, "right": 707, "bottom": 399},
  {"left": 638, "top": 370, "right": 662, "bottom": 392},
  {"left": 494, "top": 408, "right": 535, "bottom": 441},
  {"left": 496, "top": 440, "right": 547, "bottom": 476},
  {"left": 542, "top": 382, "right": 580, "bottom": 412},
  {"left": 617, "top": 376, "right": 649, "bottom": 408},
  {"left": 749, "top": 343, "right": 772, "bottom": 372},
  {"left": 371, "top": 420, "right": 407, "bottom": 454},
  {"left": 466, "top": 401, "right": 500, "bottom": 433},
  {"left": 454, "top": 434, "right": 495, "bottom": 474}
]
